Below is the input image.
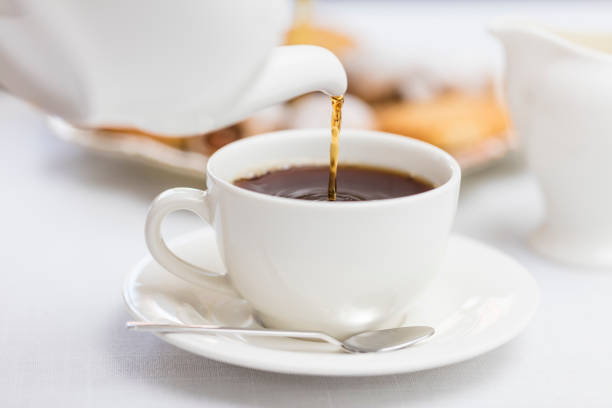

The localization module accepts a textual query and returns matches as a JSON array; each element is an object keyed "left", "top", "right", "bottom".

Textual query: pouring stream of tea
[{"left": 328, "top": 95, "right": 344, "bottom": 201}]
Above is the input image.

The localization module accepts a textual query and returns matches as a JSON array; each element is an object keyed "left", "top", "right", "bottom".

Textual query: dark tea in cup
[{"left": 234, "top": 164, "right": 434, "bottom": 201}]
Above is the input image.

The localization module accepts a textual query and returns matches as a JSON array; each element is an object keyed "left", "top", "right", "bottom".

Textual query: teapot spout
[{"left": 213, "top": 45, "right": 347, "bottom": 129}]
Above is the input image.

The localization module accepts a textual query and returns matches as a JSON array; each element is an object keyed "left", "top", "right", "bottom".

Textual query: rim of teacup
[{"left": 206, "top": 128, "right": 461, "bottom": 208}]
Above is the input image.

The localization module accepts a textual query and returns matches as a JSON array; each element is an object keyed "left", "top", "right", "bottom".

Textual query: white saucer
[{"left": 123, "top": 228, "right": 539, "bottom": 376}]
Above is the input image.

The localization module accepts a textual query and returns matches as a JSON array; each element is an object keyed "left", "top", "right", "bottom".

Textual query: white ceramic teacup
[{"left": 145, "top": 129, "right": 461, "bottom": 338}]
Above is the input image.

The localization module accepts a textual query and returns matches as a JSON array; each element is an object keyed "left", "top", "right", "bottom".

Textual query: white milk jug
[{"left": 492, "top": 24, "right": 612, "bottom": 267}]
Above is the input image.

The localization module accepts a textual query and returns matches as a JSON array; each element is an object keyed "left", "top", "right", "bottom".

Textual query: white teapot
[
  {"left": 492, "top": 24, "right": 612, "bottom": 267},
  {"left": 0, "top": 0, "right": 347, "bottom": 135}
]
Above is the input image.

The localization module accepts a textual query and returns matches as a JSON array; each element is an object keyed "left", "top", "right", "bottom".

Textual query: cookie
[{"left": 375, "top": 91, "right": 509, "bottom": 153}]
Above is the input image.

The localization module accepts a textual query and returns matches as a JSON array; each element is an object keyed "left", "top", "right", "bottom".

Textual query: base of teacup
[
  {"left": 256, "top": 311, "right": 408, "bottom": 340},
  {"left": 530, "top": 225, "right": 612, "bottom": 268}
]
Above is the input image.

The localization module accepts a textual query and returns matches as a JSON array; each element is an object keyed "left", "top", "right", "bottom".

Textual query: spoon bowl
[
  {"left": 341, "top": 326, "right": 435, "bottom": 353},
  {"left": 126, "top": 322, "right": 434, "bottom": 353}
]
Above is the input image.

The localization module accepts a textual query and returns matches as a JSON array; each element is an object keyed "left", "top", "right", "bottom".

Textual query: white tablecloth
[
  {"left": 2, "top": 91, "right": 611, "bottom": 408},
  {"left": 2, "top": 3, "right": 612, "bottom": 406}
]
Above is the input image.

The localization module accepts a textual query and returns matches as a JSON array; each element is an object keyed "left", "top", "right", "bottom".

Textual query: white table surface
[{"left": 2, "top": 3, "right": 612, "bottom": 406}]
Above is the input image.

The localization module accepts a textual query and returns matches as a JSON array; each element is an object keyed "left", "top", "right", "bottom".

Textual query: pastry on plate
[
  {"left": 98, "top": 126, "right": 187, "bottom": 148},
  {"left": 375, "top": 90, "right": 509, "bottom": 154},
  {"left": 183, "top": 126, "right": 242, "bottom": 156}
]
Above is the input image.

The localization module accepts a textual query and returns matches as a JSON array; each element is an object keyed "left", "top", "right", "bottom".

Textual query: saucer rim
[{"left": 123, "top": 231, "right": 540, "bottom": 376}]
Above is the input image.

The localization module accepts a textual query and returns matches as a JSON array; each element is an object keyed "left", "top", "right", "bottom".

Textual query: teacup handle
[{"left": 145, "top": 188, "right": 237, "bottom": 295}]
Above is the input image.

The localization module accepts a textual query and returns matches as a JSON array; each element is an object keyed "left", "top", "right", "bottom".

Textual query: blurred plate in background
[{"left": 48, "top": 1, "right": 612, "bottom": 178}]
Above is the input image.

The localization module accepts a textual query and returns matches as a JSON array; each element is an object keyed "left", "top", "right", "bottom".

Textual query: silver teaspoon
[{"left": 126, "top": 321, "right": 434, "bottom": 353}]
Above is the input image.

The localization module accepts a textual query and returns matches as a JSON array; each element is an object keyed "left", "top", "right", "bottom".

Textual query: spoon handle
[{"left": 125, "top": 321, "right": 343, "bottom": 347}]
